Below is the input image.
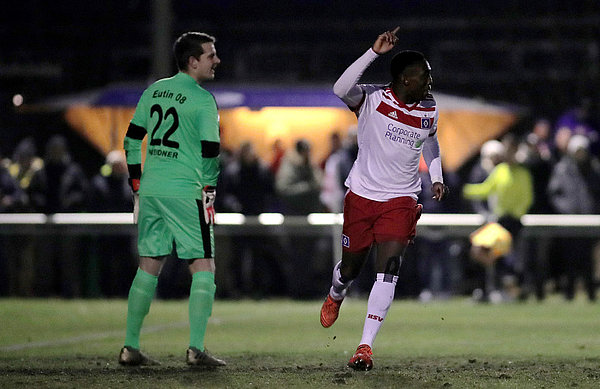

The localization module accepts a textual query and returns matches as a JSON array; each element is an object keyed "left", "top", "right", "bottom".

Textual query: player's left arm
[
  {"left": 198, "top": 98, "right": 221, "bottom": 224},
  {"left": 199, "top": 98, "right": 221, "bottom": 187},
  {"left": 422, "top": 113, "right": 447, "bottom": 201}
]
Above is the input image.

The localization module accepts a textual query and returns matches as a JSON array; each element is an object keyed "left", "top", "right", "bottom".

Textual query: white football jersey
[{"left": 345, "top": 84, "right": 439, "bottom": 201}]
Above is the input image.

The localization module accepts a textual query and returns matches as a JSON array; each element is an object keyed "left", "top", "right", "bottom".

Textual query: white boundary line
[{"left": 0, "top": 321, "right": 188, "bottom": 352}]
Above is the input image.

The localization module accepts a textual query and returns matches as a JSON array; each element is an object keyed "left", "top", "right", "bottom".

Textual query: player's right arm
[
  {"left": 123, "top": 122, "right": 145, "bottom": 191},
  {"left": 123, "top": 119, "right": 146, "bottom": 223},
  {"left": 333, "top": 27, "right": 399, "bottom": 109},
  {"left": 123, "top": 93, "right": 149, "bottom": 192}
]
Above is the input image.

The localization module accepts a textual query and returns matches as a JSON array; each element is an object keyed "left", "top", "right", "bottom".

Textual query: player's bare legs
[
  {"left": 188, "top": 257, "right": 215, "bottom": 274},
  {"left": 340, "top": 248, "right": 371, "bottom": 280},
  {"left": 119, "top": 256, "right": 166, "bottom": 366},
  {"left": 186, "top": 257, "right": 225, "bottom": 366},
  {"left": 374, "top": 241, "right": 407, "bottom": 274},
  {"left": 321, "top": 248, "right": 370, "bottom": 328},
  {"left": 349, "top": 240, "right": 407, "bottom": 371},
  {"left": 139, "top": 256, "right": 166, "bottom": 276}
]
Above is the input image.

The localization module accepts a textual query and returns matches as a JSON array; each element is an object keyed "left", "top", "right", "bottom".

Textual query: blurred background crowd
[
  {"left": 1, "top": 110, "right": 598, "bottom": 301},
  {"left": 0, "top": 1, "right": 598, "bottom": 301}
]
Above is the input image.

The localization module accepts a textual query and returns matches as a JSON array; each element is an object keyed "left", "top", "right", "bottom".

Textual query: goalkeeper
[{"left": 119, "top": 32, "right": 224, "bottom": 367}]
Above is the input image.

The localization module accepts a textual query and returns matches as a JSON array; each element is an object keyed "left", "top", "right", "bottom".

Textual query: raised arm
[{"left": 333, "top": 27, "right": 400, "bottom": 108}]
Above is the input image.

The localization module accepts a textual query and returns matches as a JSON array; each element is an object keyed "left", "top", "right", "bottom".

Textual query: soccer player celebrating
[
  {"left": 119, "top": 32, "right": 225, "bottom": 367},
  {"left": 320, "top": 27, "right": 447, "bottom": 371}
]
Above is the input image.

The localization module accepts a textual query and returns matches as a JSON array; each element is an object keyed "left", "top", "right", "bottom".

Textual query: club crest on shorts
[
  {"left": 342, "top": 234, "right": 350, "bottom": 248},
  {"left": 421, "top": 117, "right": 432, "bottom": 129}
]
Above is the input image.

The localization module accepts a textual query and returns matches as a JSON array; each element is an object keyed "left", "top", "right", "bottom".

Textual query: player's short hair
[
  {"left": 173, "top": 32, "right": 216, "bottom": 71},
  {"left": 390, "top": 50, "right": 427, "bottom": 80}
]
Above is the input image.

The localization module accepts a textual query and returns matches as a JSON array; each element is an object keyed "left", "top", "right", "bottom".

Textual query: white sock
[
  {"left": 359, "top": 273, "right": 398, "bottom": 347},
  {"left": 329, "top": 260, "right": 353, "bottom": 301}
]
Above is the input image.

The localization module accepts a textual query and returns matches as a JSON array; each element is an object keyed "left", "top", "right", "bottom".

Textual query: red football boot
[
  {"left": 348, "top": 344, "right": 373, "bottom": 371},
  {"left": 320, "top": 294, "right": 343, "bottom": 328}
]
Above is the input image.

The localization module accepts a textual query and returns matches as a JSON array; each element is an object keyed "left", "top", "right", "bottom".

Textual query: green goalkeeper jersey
[{"left": 124, "top": 72, "right": 220, "bottom": 198}]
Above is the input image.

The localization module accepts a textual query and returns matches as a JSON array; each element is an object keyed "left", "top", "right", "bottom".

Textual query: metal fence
[{"left": 1, "top": 213, "right": 598, "bottom": 299}]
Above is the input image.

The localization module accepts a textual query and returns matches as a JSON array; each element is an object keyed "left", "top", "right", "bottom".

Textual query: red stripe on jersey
[
  {"left": 384, "top": 88, "right": 435, "bottom": 112},
  {"left": 407, "top": 104, "right": 435, "bottom": 112},
  {"left": 376, "top": 101, "right": 425, "bottom": 128}
]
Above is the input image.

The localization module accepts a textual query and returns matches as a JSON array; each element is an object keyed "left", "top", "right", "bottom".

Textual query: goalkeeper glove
[
  {"left": 202, "top": 186, "right": 216, "bottom": 225},
  {"left": 129, "top": 178, "right": 140, "bottom": 224}
]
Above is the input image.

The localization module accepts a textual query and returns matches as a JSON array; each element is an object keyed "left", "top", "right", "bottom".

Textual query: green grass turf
[{"left": 0, "top": 296, "right": 599, "bottom": 388}]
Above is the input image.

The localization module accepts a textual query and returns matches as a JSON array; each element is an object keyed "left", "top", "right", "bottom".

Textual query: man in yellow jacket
[
  {"left": 463, "top": 144, "right": 533, "bottom": 221},
  {"left": 463, "top": 134, "right": 534, "bottom": 302}
]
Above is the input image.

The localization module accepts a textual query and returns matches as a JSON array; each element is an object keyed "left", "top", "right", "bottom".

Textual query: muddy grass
[{"left": 2, "top": 354, "right": 599, "bottom": 388}]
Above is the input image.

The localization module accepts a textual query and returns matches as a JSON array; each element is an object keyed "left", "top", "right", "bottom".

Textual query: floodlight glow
[
  {"left": 51, "top": 213, "right": 133, "bottom": 224},
  {"left": 522, "top": 214, "right": 600, "bottom": 226},
  {"left": 12, "top": 94, "right": 23, "bottom": 107},
  {"left": 418, "top": 213, "right": 485, "bottom": 226},
  {"left": 307, "top": 213, "right": 344, "bottom": 225},
  {"left": 0, "top": 213, "right": 46, "bottom": 224},
  {"left": 215, "top": 213, "right": 246, "bottom": 225},
  {"left": 258, "top": 213, "right": 284, "bottom": 225}
]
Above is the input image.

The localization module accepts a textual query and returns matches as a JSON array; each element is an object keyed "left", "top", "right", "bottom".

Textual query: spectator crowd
[{"left": 0, "top": 103, "right": 599, "bottom": 302}]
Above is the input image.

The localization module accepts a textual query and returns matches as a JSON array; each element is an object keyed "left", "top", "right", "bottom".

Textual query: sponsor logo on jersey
[
  {"left": 421, "top": 117, "right": 432, "bottom": 129},
  {"left": 384, "top": 122, "right": 423, "bottom": 148},
  {"left": 388, "top": 111, "right": 398, "bottom": 119},
  {"left": 342, "top": 234, "right": 350, "bottom": 248}
]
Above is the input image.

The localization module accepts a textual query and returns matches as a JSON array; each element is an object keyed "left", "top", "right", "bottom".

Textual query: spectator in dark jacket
[
  {"left": 221, "top": 142, "right": 276, "bottom": 215},
  {"left": 88, "top": 150, "right": 137, "bottom": 297},
  {"left": 28, "top": 135, "right": 89, "bottom": 297},
  {"left": 89, "top": 150, "right": 132, "bottom": 212},
  {"left": 29, "top": 135, "right": 88, "bottom": 214},
  {"left": 220, "top": 142, "right": 285, "bottom": 297},
  {"left": 275, "top": 139, "right": 324, "bottom": 215},
  {"left": 547, "top": 134, "right": 600, "bottom": 301}
]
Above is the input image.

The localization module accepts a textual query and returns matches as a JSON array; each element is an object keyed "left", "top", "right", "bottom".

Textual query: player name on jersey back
[
  {"left": 148, "top": 148, "right": 179, "bottom": 159},
  {"left": 152, "top": 89, "right": 188, "bottom": 104}
]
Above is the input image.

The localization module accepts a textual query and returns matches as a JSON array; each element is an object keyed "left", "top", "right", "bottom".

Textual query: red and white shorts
[{"left": 341, "top": 190, "right": 422, "bottom": 252}]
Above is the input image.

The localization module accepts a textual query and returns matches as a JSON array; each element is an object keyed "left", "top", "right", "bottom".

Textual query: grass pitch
[{"left": 1, "top": 296, "right": 599, "bottom": 388}]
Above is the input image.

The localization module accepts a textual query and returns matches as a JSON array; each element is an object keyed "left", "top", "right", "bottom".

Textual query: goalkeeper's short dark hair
[
  {"left": 173, "top": 32, "right": 216, "bottom": 71},
  {"left": 390, "top": 50, "right": 427, "bottom": 81}
]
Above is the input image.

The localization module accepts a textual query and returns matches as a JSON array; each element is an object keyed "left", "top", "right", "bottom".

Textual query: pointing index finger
[{"left": 391, "top": 26, "right": 400, "bottom": 35}]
